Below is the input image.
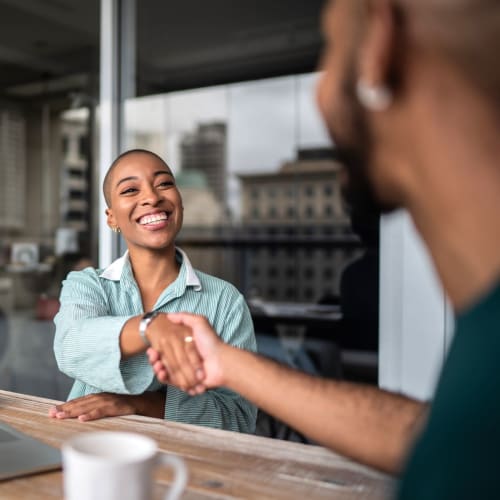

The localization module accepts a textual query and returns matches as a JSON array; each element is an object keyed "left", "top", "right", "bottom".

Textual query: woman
[{"left": 51, "top": 149, "right": 257, "bottom": 433}]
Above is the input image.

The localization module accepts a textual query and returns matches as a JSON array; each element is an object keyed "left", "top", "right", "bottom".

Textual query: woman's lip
[{"left": 136, "top": 211, "right": 169, "bottom": 224}]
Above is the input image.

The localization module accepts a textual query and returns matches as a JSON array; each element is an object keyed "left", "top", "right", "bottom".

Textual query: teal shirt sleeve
[
  {"left": 165, "top": 292, "right": 258, "bottom": 433},
  {"left": 53, "top": 270, "right": 153, "bottom": 395}
]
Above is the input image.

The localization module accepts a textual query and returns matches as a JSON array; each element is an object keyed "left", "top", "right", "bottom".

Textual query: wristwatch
[{"left": 139, "top": 311, "right": 160, "bottom": 347}]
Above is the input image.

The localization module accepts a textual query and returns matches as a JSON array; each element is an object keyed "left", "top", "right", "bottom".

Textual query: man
[{"left": 149, "top": 1, "right": 500, "bottom": 497}]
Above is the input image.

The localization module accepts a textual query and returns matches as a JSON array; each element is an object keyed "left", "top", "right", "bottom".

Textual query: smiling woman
[
  {"left": 51, "top": 149, "right": 257, "bottom": 433},
  {"left": 104, "top": 150, "right": 184, "bottom": 263}
]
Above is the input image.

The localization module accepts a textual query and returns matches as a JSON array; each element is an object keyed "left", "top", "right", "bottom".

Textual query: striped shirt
[{"left": 53, "top": 248, "right": 257, "bottom": 433}]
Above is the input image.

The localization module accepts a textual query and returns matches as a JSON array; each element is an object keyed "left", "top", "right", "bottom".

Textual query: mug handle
[{"left": 157, "top": 454, "right": 188, "bottom": 500}]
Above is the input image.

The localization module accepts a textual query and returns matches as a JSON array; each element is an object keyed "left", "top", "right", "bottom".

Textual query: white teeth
[{"left": 139, "top": 212, "right": 168, "bottom": 225}]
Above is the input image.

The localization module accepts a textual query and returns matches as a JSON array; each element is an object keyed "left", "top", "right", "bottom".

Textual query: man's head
[{"left": 317, "top": 0, "right": 500, "bottom": 215}]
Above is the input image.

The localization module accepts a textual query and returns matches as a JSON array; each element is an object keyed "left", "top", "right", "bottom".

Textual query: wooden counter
[{"left": 0, "top": 390, "right": 394, "bottom": 499}]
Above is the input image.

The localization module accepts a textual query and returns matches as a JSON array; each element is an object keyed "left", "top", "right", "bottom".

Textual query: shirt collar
[
  {"left": 176, "top": 247, "right": 202, "bottom": 291},
  {"left": 99, "top": 247, "right": 202, "bottom": 292}
]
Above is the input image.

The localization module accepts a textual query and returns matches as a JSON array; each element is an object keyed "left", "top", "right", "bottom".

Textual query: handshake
[{"left": 144, "top": 313, "right": 226, "bottom": 395}]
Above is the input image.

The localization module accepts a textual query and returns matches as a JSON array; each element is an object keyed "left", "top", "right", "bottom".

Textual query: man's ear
[{"left": 358, "top": 0, "right": 397, "bottom": 88}]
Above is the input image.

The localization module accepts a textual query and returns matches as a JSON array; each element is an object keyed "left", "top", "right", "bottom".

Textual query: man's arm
[
  {"left": 220, "top": 346, "right": 425, "bottom": 474},
  {"left": 150, "top": 313, "right": 427, "bottom": 474}
]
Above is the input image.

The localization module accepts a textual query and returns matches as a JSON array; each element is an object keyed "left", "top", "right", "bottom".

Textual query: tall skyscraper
[{"left": 180, "top": 122, "right": 227, "bottom": 204}]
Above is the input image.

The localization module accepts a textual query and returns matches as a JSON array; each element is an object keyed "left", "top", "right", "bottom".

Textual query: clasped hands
[{"left": 145, "top": 312, "right": 216, "bottom": 396}]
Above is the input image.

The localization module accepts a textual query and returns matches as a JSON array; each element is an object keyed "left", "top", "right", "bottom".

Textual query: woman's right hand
[
  {"left": 148, "top": 313, "right": 227, "bottom": 392},
  {"left": 145, "top": 313, "right": 205, "bottom": 394}
]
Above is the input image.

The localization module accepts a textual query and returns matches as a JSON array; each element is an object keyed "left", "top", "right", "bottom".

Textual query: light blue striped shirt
[{"left": 53, "top": 248, "right": 257, "bottom": 433}]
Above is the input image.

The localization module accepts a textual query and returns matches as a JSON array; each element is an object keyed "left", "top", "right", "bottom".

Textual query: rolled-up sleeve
[
  {"left": 165, "top": 292, "right": 258, "bottom": 433},
  {"left": 53, "top": 270, "right": 151, "bottom": 395}
]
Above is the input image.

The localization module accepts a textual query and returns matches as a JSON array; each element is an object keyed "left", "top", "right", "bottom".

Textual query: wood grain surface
[{"left": 0, "top": 390, "right": 394, "bottom": 499}]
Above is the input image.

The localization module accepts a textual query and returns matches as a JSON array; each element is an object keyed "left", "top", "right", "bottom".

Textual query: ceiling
[{"left": 0, "top": 0, "right": 324, "bottom": 103}]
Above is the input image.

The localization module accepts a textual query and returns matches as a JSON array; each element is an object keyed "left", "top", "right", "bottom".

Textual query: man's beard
[{"left": 332, "top": 76, "right": 399, "bottom": 220}]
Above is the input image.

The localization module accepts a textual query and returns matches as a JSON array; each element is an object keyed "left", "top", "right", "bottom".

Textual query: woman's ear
[{"left": 105, "top": 207, "right": 115, "bottom": 228}]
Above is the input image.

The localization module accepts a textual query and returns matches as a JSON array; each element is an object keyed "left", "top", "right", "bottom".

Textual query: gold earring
[{"left": 111, "top": 226, "right": 121, "bottom": 233}]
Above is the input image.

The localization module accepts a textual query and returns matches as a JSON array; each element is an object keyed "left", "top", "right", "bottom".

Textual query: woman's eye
[
  {"left": 158, "top": 181, "right": 174, "bottom": 188},
  {"left": 120, "top": 187, "right": 137, "bottom": 195}
]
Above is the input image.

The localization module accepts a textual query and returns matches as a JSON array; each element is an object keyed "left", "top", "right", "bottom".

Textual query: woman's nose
[{"left": 141, "top": 186, "right": 161, "bottom": 205}]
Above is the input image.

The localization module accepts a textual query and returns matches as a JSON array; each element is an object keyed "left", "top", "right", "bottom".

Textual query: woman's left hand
[{"left": 48, "top": 391, "right": 166, "bottom": 421}]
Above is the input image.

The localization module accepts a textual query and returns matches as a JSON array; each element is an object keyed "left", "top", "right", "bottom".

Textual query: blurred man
[{"left": 150, "top": 1, "right": 500, "bottom": 497}]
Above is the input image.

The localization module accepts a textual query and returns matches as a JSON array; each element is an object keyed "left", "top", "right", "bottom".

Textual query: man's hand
[
  {"left": 48, "top": 391, "right": 166, "bottom": 421},
  {"left": 148, "top": 313, "right": 227, "bottom": 392},
  {"left": 145, "top": 314, "right": 205, "bottom": 392}
]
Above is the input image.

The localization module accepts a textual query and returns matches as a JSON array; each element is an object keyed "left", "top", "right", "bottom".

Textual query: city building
[
  {"left": 176, "top": 169, "right": 227, "bottom": 228},
  {"left": 238, "top": 149, "right": 361, "bottom": 302},
  {"left": 60, "top": 113, "right": 90, "bottom": 234},
  {"left": 180, "top": 122, "right": 227, "bottom": 205},
  {"left": 0, "top": 107, "right": 26, "bottom": 232}
]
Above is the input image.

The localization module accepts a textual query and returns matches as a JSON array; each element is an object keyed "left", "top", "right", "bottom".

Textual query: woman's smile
[{"left": 137, "top": 210, "right": 171, "bottom": 230}]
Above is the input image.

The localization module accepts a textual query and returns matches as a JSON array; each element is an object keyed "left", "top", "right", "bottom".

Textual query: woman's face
[{"left": 105, "top": 152, "right": 183, "bottom": 253}]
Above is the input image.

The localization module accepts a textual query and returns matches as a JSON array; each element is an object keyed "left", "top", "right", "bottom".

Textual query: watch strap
[{"left": 139, "top": 311, "right": 160, "bottom": 347}]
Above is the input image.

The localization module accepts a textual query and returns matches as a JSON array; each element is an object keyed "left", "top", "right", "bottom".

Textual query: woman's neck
[{"left": 128, "top": 245, "right": 180, "bottom": 310}]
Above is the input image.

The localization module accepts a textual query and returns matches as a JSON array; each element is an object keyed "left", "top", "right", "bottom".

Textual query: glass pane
[
  {"left": 128, "top": 5, "right": 379, "bottom": 413},
  {"left": 0, "top": 1, "right": 100, "bottom": 400}
]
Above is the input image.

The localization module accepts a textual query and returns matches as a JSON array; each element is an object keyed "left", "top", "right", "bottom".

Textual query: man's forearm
[{"left": 219, "top": 344, "right": 427, "bottom": 474}]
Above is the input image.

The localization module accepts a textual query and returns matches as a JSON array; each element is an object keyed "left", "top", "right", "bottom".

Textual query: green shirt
[
  {"left": 399, "top": 282, "right": 500, "bottom": 499},
  {"left": 54, "top": 248, "right": 257, "bottom": 433}
]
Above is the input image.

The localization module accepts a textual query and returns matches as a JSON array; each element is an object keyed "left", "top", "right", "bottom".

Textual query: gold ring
[{"left": 184, "top": 335, "right": 194, "bottom": 343}]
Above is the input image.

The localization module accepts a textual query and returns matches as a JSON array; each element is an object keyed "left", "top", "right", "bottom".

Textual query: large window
[{"left": 127, "top": 0, "right": 380, "bottom": 398}]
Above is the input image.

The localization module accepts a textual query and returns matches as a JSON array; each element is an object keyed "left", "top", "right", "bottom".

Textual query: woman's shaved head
[{"left": 103, "top": 149, "right": 170, "bottom": 207}]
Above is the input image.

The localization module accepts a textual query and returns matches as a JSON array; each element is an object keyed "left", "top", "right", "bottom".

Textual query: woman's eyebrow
[{"left": 115, "top": 175, "right": 138, "bottom": 188}]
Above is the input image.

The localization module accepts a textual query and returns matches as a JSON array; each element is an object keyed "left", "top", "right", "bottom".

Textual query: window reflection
[{"left": 123, "top": 74, "right": 368, "bottom": 310}]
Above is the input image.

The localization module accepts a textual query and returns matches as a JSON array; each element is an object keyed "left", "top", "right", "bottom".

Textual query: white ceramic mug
[{"left": 62, "top": 431, "right": 187, "bottom": 500}]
